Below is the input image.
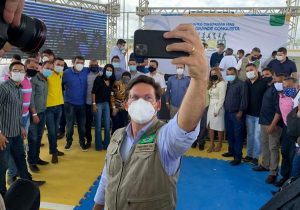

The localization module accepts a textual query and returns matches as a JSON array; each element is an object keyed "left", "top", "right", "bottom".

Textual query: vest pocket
[{"left": 127, "top": 193, "right": 171, "bottom": 210}]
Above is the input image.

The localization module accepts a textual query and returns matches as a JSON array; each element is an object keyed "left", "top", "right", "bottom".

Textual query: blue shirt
[
  {"left": 94, "top": 114, "right": 200, "bottom": 205},
  {"left": 210, "top": 52, "right": 224, "bottom": 68},
  {"left": 62, "top": 67, "right": 89, "bottom": 105},
  {"left": 166, "top": 75, "right": 190, "bottom": 107},
  {"left": 224, "top": 79, "right": 248, "bottom": 112},
  {"left": 267, "top": 57, "right": 297, "bottom": 76}
]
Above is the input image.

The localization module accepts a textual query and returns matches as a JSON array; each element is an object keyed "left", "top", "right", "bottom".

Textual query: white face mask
[
  {"left": 54, "top": 66, "right": 64, "bottom": 73},
  {"left": 246, "top": 71, "right": 256, "bottom": 80},
  {"left": 75, "top": 64, "right": 84, "bottom": 71},
  {"left": 42, "top": 56, "right": 49, "bottom": 62},
  {"left": 177, "top": 68, "right": 184, "bottom": 75},
  {"left": 274, "top": 82, "right": 283, "bottom": 91},
  {"left": 276, "top": 55, "right": 284, "bottom": 61},
  {"left": 128, "top": 98, "right": 156, "bottom": 125},
  {"left": 11, "top": 72, "right": 25, "bottom": 83}
]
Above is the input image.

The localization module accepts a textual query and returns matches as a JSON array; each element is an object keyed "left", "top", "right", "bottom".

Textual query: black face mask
[
  {"left": 90, "top": 67, "right": 99, "bottom": 73},
  {"left": 148, "top": 66, "right": 156, "bottom": 73},
  {"left": 26, "top": 69, "right": 38, "bottom": 77},
  {"left": 210, "top": 75, "right": 219, "bottom": 81},
  {"left": 263, "top": 77, "right": 272, "bottom": 84}
]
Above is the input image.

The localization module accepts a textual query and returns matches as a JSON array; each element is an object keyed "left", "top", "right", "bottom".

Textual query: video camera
[{"left": 0, "top": 0, "right": 46, "bottom": 54}]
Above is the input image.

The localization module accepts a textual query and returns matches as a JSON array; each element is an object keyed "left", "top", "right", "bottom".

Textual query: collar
[
  {"left": 7, "top": 79, "right": 22, "bottom": 88},
  {"left": 176, "top": 75, "right": 184, "bottom": 79},
  {"left": 126, "top": 119, "right": 155, "bottom": 144}
]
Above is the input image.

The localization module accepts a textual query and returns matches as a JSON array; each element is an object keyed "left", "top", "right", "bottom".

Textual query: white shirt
[
  {"left": 293, "top": 91, "right": 300, "bottom": 108},
  {"left": 219, "top": 55, "right": 237, "bottom": 78},
  {"left": 146, "top": 72, "right": 167, "bottom": 89},
  {"left": 110, "top": 46, "right": 126, "bottom": 70},
  {"left": 0, "top": 64, "right": 9, "bottom": 84}
]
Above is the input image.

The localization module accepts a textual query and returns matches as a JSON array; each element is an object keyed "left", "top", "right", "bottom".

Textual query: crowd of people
[
  {"left": 203, "top": 44, "right": 300, "bottom": 189},
  {"left": 0, "top": 30, "right": 300, "bottom": 209}
]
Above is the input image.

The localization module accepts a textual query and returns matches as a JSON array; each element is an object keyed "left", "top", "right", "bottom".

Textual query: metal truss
[
  {"left": 107, "top": 0, "right": 120, "bottom": 60},
  {"left": 287, "top": 0, "right": 300, "bottom": 49},
  {"left": 137, "top": 0, "right": 149, "bottom": 28},
  {"left": 33, "top": 0, "right": 107, "bottom": 12}
]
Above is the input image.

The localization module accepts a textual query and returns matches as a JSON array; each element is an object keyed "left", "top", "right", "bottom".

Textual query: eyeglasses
[
  {"left": 12, "top": 69, "right": 26, "bottom": 74},
  {"left": 128, "top": 94, "right": 156, "bottom": 103}
]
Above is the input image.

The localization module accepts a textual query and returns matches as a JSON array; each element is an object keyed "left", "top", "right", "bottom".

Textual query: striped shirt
[
  {"left": 4, "top": 75, "right": 32, "bottom": 117},
  {"left": 0, "top": 79, "right": 22, "bottom": 137},
  {"left": 86, "top": 72, "right": 100, "bottom": 105}
]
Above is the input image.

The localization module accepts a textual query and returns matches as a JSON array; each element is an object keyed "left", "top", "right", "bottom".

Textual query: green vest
[{"left": 105, "top": 118, "right": 179, "bottom": 210}]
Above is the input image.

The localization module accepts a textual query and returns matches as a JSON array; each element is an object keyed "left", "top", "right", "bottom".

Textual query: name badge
[{"left": 135, "top": 143, "right": 155, "bottom": 153}]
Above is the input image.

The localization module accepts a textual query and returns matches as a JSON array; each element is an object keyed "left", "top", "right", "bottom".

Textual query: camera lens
[{"left": 7, "top": 14, "right": 46, "bottom": 54}]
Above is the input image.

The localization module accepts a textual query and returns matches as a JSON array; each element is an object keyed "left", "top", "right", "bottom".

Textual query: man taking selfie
[{"left": 93, "top": 24, "right": 208, "bottom": 210}]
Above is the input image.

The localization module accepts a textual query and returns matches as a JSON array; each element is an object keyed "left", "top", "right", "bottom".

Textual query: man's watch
[{"left": 32, "top": 113, "right": 38, "bottom": 116}]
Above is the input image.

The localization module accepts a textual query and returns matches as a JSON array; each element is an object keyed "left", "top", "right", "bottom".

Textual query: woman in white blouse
[{"left": 206, "top": 67, "right": 227, "bottom": 152}]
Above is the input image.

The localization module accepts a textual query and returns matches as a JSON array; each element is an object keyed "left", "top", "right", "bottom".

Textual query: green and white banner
[{"left": 144, "top": 14, "right": 289, "bottom": 73}]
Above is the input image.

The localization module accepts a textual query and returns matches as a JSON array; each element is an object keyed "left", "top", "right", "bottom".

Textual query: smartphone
[{"left": 134, "top": 29, "right": 189, "bottom": 59}]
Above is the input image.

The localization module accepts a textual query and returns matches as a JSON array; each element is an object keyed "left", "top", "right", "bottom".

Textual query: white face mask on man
[
  {"left": 128, "top": 98, "right": 156, "bottom": 124},
  {"left": 11, "top": 72, "right": 25, "bottom": 83},
  {"left": 75, "top": 64, "right": 84, "bottom": 71}
]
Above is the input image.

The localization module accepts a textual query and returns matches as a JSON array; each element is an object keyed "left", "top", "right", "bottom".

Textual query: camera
[{"left": 0, "top": 0, "right": 47, "bottom": 54}]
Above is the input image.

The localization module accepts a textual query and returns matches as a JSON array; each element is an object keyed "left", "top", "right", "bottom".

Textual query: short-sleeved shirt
[
  {"left": 267, "top": 57, "right": 297, "bottom": 76},
  {"left": 259, "top": 84, "right": 283, "bottom": 127}
]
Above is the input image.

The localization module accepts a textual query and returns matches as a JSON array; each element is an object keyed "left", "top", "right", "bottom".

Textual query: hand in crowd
[
  {"left": 112, "top": 108, "right": 118, "bottom": 117},
  {"left": 92, "top": 104, "right": 98, "bottom": 113},
  {"left": 0, "top": 133, "right": 8, "bottom": 151},
  {"left": 0, "top": 0, "right": 24, "bottom": 56},
  {"left": 21, "top": 127, "right": 27, "bottom": 139},
  {"left": 3, "top": 0, "right": 24, "bottom": 26},
  {"left": 32, "top": 115, "right": 40, "bottom": 124},
  {"left": 266, "top": 125, "right": 275, "bottom": 134},
  {"left": 214, "top": 113, "right": 218, "bottom": 117},
  {"left": 164, "top": 24, "right": 208, "bottom": 81},
  {"left": 235, "top": 111, "right": 243, "bottom": 121}
]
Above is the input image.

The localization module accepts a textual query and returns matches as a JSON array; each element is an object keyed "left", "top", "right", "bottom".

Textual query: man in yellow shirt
[{"left": 46, "top": 57, "right": 65, "bottom": 163}]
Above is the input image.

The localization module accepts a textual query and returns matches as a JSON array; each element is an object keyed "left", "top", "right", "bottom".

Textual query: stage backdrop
[
  {"left": 144, "top": 14, "right": 289, "bottom": 74},
  {"left": 5, "top": 0, "right": 107, "bottom": 60}
]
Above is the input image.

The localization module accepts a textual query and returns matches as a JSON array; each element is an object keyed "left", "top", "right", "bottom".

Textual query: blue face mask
[
  {"left": 284, "top": 87, "right": 297, "bottom": 97},
  {"left": 106, "top": 71, "right": 113, "bottom": 78},
  {"left": 90, "top": 67, "right": 99, "bottom": 73},
  {"left": 112, "top": 62, "right": 120, "bottom": 69},
  {"left": 225, "top": 75, "right": 236, "bottom": 82},
  {"left": 42, "top": 69, "right": 53, "bottom": 78},
  {"left": 129, "top": 65, "right": 137, "bottom": 72}
]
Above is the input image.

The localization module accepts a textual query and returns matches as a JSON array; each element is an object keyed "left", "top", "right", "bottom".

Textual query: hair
[
  {"left": 283, "top": 76, "right": 297, "bottom": 83},
  {"left": 227, "top": 67, "right": 237, "bottom": 74},
  {"left": 245, "top": 63, "right": 257, "bottom": 69},
  {"left": 150, "top": 59, "right": 158, "bottom": 67},
  {"left": 9, "top": 61, "right": 25, "bottom": 71},
  {"left": 54, "top": 57, "right": 64, "bottom": 62},
  {"left": 72, "top": 56, "right": 85, "bottom": 63},
  {"left": 128, "top": 58, "right": 136, "bottom": 62},
  {"left": 42, "top": 61, "right": 54, "bottom": 67},
  {"left": 252, "top": 47, "right": 261, "bottom": 53},
  {"left": 245, "top": 53, "right": 251, "bottom": 57},
  {"left": 42, "top": 49, "right": 55, "bottom": 56},
  {"left": 237, "top": 49, "right": 245, "bottom": 56},
  {"left": 102, "top": 64, "right": 116, "bottom": 85},
  {"left": 262, "top": 67, "right": 273, "bottom": 74},
  {"left": 226, "top": 48, "right": 234, "bottom": 55},
  {"left": 125, "top": 75, "right": 162, "bottom": 101},
  {"left": 203, "top": 42, "right": 208, "bottom": 48},
  {"left": 12, "top": 54, "right": 21, "bottom": 61},
  {"left": 111, "top": 56, "right": 120, "bottom": 62},
  {"left": 217, "top": 43, "right": 225, "bottom": 47},
  {"left": 117, "top": 39, "right": 126, "bottom": 45},
  {"left": 122, "top": 71, "right": 131, "bottom": 78},
  {"left": 208, "top": 67, "right": 224, "bottom": 90},
  {"left": 24, "top": 58, "right": 38, "bottom": 67},
  {"left": 272, "top": 50, "right": 277, "bottom": 56},
  {"left": 277, "top": 47, "right": 287, "bottom": 54}
]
